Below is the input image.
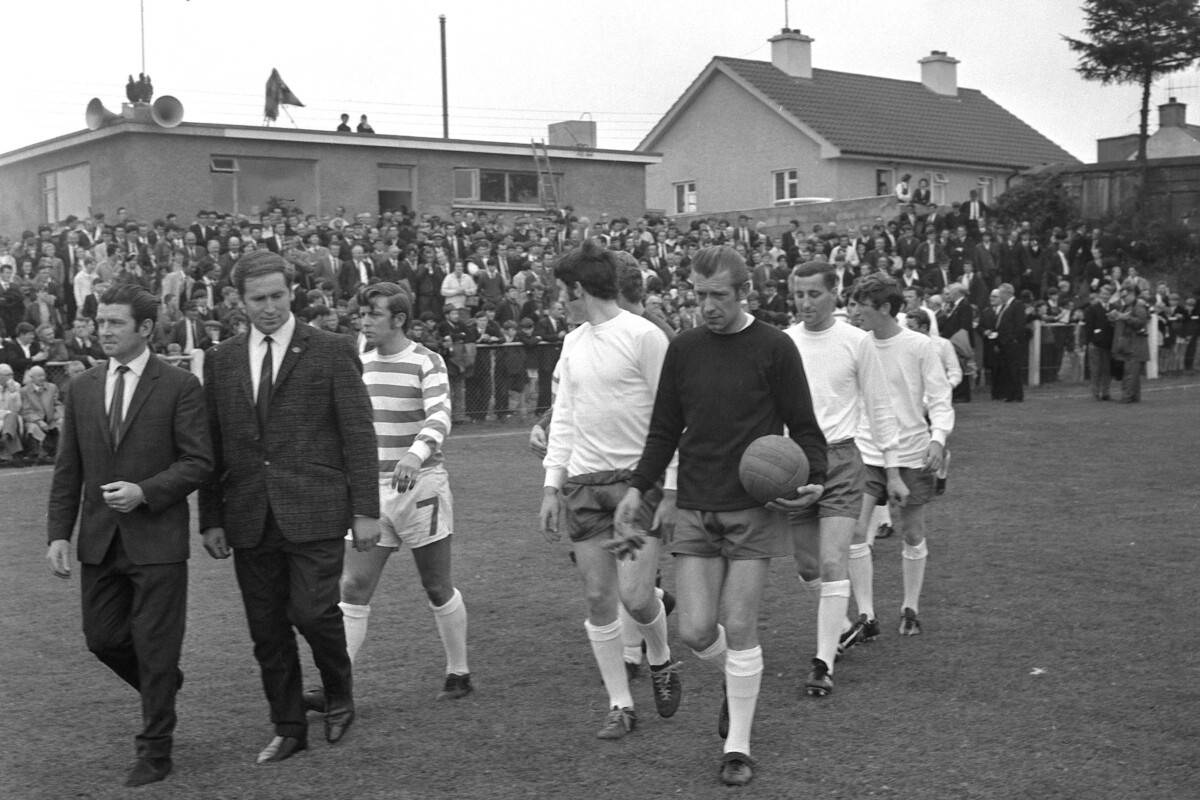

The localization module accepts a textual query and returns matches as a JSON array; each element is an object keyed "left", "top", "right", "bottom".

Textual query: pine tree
[{"left": 1064, "top": 0, "right": 1200, "bottom": 164}]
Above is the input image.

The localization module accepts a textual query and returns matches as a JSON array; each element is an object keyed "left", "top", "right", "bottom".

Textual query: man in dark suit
[
  {"left": 170, "top": 301, "right": 212, "bottom": 353},
  {"left": 959, "top": 190, "right": 989, "bottom": 236},
  {"left": 199, "top": 251, "right": 380, "bottom": 765},
  {"left": 988, "top": 282, "right": 1025, "bottom": 402},
  {"left": 46, "top": 284, "right": 213, "bottom": 787}
]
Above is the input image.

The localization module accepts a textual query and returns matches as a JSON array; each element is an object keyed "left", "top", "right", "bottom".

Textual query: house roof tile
[{"left": 714, "top": 56, "right": 1079, "bottom": 169}]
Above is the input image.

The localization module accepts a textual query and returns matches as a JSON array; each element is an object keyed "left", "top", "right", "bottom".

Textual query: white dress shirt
[
  {"left": 249, "top": 314, "right": 296, "bottom": 399},
  {"left": 106, "top": 346, "right": 152, "bottom": 420}
]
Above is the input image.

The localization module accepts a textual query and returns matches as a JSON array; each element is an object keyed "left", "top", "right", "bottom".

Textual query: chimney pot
[{"left": 770, "top": 29, "right": 814, "bottom": 79}]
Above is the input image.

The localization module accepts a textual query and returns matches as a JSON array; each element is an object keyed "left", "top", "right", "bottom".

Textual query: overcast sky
[{"left": 5, "top": 0, "right": 1200, "bottom": 162}]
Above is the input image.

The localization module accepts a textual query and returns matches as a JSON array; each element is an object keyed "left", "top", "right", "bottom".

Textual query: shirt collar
[
  {"left": 108, "top": 345, "right": 151, "bottom": 378},
  {"left": 250, "top": 313, "right": 296, "bottom": 350}
]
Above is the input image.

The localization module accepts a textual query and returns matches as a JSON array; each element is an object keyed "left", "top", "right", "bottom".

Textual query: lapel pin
[{"left": 291, "top": 346, "right": 301, "bottom": 353}]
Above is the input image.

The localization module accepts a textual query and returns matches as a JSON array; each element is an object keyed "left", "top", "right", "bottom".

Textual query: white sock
[
  {"left": 430, "top": 588, "right": 469, "bottom": 675},
  {"left": 937, "top": 449, "right": 951, "bottom": 480},
  {"left": 617, "top": 602, "right": 642, "bottom": 665},
  {"left": 724, "top": 646, "right": 763, "bottom": 757},
  {"left": 901, "top": 540, "right": 928, "bottom": 614},
  {"left": 586, "top": 618, "right": 633, "bottom": 709},
  {"left": 817, "top": 581, "right": 850, "bottom": 672},
  {"left": 340, "top": 602, "right": 370, "bottom": 664},
  {"left": 692, "top": 623, "right": 728, "bottom": 673},
  {"left": 635, "top": 599, "right": 671, "bottom": 667},
  {"left": 848, "top": 542, "right": 875, "bottom": 622}
]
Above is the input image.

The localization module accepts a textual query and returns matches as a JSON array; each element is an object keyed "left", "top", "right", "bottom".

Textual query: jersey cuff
[
  {"left": 881, "top": 451, "right": 902, "bottom": 469},
  {"left": 408, "top": 440, "right": 433, "bottom": 465},
  {"left": 663, "top": 465, "right": 678, "bottom": 492},
  {"left": 930, "top": 430, "right": 949, "bottom": 447},
  {"left": 544, "top": 467, "right": 566, "bottom": 490}
]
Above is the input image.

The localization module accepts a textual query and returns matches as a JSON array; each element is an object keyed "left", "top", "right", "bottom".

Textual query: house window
[
  {"left": 929, "top": 171, "right": 949, "bottom": 206},
  {"left": 378, "top": 164, "right": 415, "bottom": 214},
  {"left": 211, "top": 155, "right": 315, "bottom": 215},
  {"left": 674, "top": 181, "right": 697, "bottom": 214},
  {"left": 977, "top": 177, "right": 995, "bottom": 204},
  {"left": 40, "top": 163, "right": 91, "bottom": 224},
  {"left": 875, "top": 168, "right": 895, "bottom": 197},
  {"left": 453, "top": 167, "right": 549, "bottom": 206},
  {"left": 773, "top": 170, "right": 800, "bottom": 203}
]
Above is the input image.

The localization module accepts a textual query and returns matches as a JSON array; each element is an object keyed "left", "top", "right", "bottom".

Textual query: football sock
[
  {"left": 937, "top": 449, "right": 951, "bottom": 480},
  {"left": 848, "top": 542, "right": 875, "bottom": 622},
  {"left": 339, "top": 602, "right": 370, "bottom": 664},
  {"left": 636, "top": 598, "right": 670, "bottom": 667},
  {"left": 724, "top": 646, "right": 763, "bottom": 757},
  {"left": 817, "top": 580, "right": 851, "bottom": 672},
  {"left": 901, "top": 539, "right": 928, "bottom": 614},
  {"left": 618, "top": 602, "right": 642, "bottom": 665},
  {"left": 430, "top": 588, "right": 469, "bottom": 675},
  {"left": 586, "top": 618, "right": 633, "bottom": 710},
  {"left": 692, "top": 623, "right": 728, "bottom": 673}
]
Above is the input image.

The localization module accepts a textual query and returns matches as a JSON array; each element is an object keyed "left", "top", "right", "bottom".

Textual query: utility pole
[{"left": 440, "top": 15, "right": 449, "bottom": 139}]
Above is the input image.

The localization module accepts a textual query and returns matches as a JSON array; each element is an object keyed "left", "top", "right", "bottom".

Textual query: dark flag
[{"left": 264, "top": 68, "right": 304, "bottom": 121}]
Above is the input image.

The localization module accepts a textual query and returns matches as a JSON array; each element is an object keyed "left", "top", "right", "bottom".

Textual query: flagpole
[{"left": 140, "top": 0, "right": 146, "bottom": 74}]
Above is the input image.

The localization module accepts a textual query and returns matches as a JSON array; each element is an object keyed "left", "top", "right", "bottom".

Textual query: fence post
[
  {"left": 1146, "top": 312, "right": 1160, "bottom": 380},
  {"left": 1028, "top": 319, "right": 1041, "bottom": 388},
  {"left": 189, "top": 349, "right": 204, "bottom": 384}
]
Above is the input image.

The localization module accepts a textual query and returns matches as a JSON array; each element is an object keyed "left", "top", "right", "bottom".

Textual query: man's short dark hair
[
  {"left": 553, "top": 240, "right": 618, "bottom": 301},
  {"left": 852, "top": 274, "right": 903, "bottom": 317},
  {"left": 361, "top": 282, "right": 413, "bottom": 331},
  {"left": 792, "top": 261, "right": 836, "bottom": 291},
  {"left": 232, "top": 250, "right": 292, "bottom": 295},
  {"left": 690, "top": 245, "right": 749, "bottom": 288},
  {"left": 15, "top": 322, "right": 35, "bottom": 336},
  {"left": 617, "top": 264, "right": 644, "bottom": 305},
  {"left": 100, "top": 283, "right": 159, "bottom": 329}
]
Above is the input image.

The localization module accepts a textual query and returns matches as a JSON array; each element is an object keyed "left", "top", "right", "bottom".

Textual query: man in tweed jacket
[{"left": 199, "top": 251, "right": 380, "bottom": 765}]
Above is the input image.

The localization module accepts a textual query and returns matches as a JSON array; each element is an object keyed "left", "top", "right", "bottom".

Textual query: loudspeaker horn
[
  {"left": 85, "top": 98, "right": 121, "bottom": 131},
  {"left": 151, "top": 95, "right": 184, "bottom": 128}
]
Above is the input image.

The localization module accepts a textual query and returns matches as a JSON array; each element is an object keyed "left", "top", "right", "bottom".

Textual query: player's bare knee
[
  {"left": 421, "top": 578, "right": 455, "bottom": 607},
  {"left": 340, "top": 574, "right": 373, "bottom": 605}
]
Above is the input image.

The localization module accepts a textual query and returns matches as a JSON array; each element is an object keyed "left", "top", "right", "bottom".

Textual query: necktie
[
  {"left": 257, "top": 336, "right": 274, "bottom": 431},
  {"left": 108, "top": 365, "right": 129, "bottom": 449}
]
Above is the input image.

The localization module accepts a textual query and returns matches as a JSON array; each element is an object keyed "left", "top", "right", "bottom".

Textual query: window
[
  {"left": 453, "top": 167, "right": 550, "bottom": 206},
  {"left": 773, "top": 169, "right": 800, "bottom": 203},
  {"left": 929, "top": 172, "right": 949, "bottom": 206},
  {"left": 875, "top": 168, "right": 895, "bottom": 197},
  {"left": 378, "top": 165, "right": 415, "bottom": 214},
  {"left": 210, "top": 157, "right": 239, "bottom": 173},
  {"left": 40, "top": 163, "right": 91, "bottom": 224},
  {"left": 210, "top": 155, "right": 315, "bottom": 215},
  {"left": 674, "top": 181, "right": 697, "bottom": 214},
  {"left": 977, "top": 176, "right": 995, "bottom": 203}
]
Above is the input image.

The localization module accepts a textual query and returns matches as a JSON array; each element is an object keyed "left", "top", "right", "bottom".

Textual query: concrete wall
[
  {"left": 0, "top": 125, "right": 648, "bottom": 234},
  {"left": 671, "top": 194, "right": 902, "bottom": 239}
]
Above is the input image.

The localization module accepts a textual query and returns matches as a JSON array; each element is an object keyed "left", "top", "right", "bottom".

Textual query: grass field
[{"left": 2, "top": 379, "right": 1198, "bottom": 799}]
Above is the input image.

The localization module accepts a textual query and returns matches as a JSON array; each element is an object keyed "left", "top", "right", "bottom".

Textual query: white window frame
[
  {"left": 453, "top": 167, "right": 549, "bottom": 209},
  {"left": 929, "top": 171, "right": 949, "bottom": 206},
  {"left": 773, "top": 169, "right": 800, "bottom": 204},
  {"left": 977, "top": 176, "right": 995, "bottom": 204},
  {"left": 674, "top": 181, "right": 697, "bottom": 214}
]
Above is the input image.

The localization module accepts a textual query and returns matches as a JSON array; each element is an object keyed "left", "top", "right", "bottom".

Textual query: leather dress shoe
[
  {"left": 256, "top": 735, "right": 307, "bottom": 765},
  {"left": 302, "top": 686, "right": 327, "bottom": 713},
  {"left": 324, "top": 702, "right": 355, "bottom": 744},
  {"left": 125, "top": 756, "right": 172, "bottom": 787}
]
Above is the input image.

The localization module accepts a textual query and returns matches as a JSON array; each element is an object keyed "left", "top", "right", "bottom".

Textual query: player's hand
[
  {"left": 539, "top": 488, "right": 563, "bottom": 542},
  {"left": 650, "top": 489, "right": 677, "bottom": 545},
  {"left": 528, "top": 425, "right": 547, "bottom": 458},
  {"left": 391, "top": 453, "right": 423, "bottom": 493},
  {"left": 202, "top": 527, "right": 231, "bottom": 559},
  {"left": 924, "top": 441, "right": 945, "bottom": 473},
  {"left": 100, "top": 481, "right": 145, "bottom": 513},
  {"left": 614, "top": 487, "right": 643, "bottom": 532},
  {"left": 886, "top": 472, "right": 911, "bottom": 507},
  {"left": 766, "top": 484, "right": 824, "bottom": 517},
  {"left": 46, "top": 539, "right": 71, "bottom": 579},
  {"left": 603, "top": 525, "right": 646, "bottom": 561},
  {"left": 350, "top": 517, "right": 381, "bottom": 552}
]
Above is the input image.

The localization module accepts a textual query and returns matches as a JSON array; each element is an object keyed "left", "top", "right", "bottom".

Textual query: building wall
[
  {"left": 0, "top": 125, "right": 648, "bottom": 234},
  {"left": 645, "top": 71, "right": 837, "bottom": 213}
]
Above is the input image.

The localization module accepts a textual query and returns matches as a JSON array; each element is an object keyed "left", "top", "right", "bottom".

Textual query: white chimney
[
  {"left": 919, "top": 50, "right": 959, "bottom": 96},
  {"left": 770, "top": 28, "right": 813, "bottom": 79},
  {"left": 1159, "top": 97, "right": 1187, "bottom": 128}
]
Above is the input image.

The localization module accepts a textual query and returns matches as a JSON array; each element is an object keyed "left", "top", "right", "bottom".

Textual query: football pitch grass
[{"left": 1, "top": 379, "right": 1197, "bottom": 799}]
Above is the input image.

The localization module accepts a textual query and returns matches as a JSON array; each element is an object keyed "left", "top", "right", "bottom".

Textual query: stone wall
[{"left": 670, "top": 194, "right": 902, "bottom": 237}]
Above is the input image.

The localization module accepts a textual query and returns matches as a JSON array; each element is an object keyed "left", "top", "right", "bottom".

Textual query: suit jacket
[
  {"left": 199, "top": 323, "right": 379, "bottom": 547},
  {"left": 46, "top": 357, "right": 213, "bottom": 565},
  {"left": 940, "top": 297, "right": 974, "bottom": 343},
  {"left": 171, "top": 318, "right": 212, "bottom": 352},
  {"left": 338, "top": 259, "right": 374, "bottom": 300},
  {"left": 993, "top": 299, "right": 1026, "bottom": 345}
]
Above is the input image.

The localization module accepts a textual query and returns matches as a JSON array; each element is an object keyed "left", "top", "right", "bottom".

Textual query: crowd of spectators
[{"left": 1, "top": 197, "right": 1197, "bottom": 467}]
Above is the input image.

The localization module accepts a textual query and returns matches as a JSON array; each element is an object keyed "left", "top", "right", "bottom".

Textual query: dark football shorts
[{"left": 561, "top": 469, "right": 663, "bottom": 543}]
